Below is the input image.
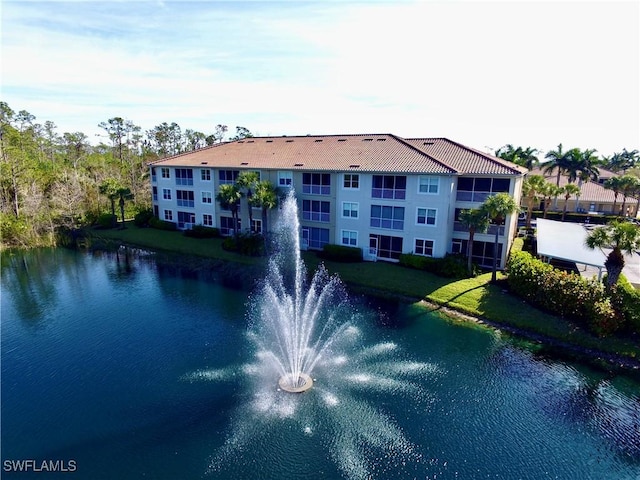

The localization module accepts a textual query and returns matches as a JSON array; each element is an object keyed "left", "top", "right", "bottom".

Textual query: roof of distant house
[
  {"left": 528, "top": 166, "right": 619, "bottom": 204},
  {"left": 150, "top": 134, "right": 527, "bottom": 176}
]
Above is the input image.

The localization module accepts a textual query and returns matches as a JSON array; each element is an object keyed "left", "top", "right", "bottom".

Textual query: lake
[{"left": 2, "top": 247, "right": 639, "bottom": 479}]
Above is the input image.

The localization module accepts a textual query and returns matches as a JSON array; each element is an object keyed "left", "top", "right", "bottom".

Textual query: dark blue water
[{"left": 2, "top": 248, "right": 639, "bottom": 479}]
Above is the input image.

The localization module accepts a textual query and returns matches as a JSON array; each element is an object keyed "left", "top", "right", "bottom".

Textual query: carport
[{"left": 535, "top": 218, "right": 606, "bottom": 280}]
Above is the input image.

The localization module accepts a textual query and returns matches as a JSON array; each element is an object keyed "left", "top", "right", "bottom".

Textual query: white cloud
[{"left": 1, "top": 0, "right": 638, "bottom": 156}]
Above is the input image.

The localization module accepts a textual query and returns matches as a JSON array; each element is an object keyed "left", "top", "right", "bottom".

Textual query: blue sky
[{"left": 2, "top": 0, "right": 639, "bottom": 156}]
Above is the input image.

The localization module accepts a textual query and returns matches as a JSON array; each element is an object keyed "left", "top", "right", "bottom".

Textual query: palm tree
[
  {"left": 216, "top": 183, "right": 242, "bottom": 235},
  {"left": 522, "top": 175, "right": 549, "bottom": 227},
  {"left": 459, "top": 208, "right": 489, "bottom": 274},
  {"left": 604, "top": 176, "right": 624, "bottom": 215},
  {"left": 619, "top": 175, "right": 640, "bottom": 217},
  {"left": 480, "top": 193, "right": 519, "bottom": 282},
  {"left": 99, "top": 178, "right": 122, "bottom": 227},
  {"left": 495, "top": 145, "right": 539, "bottom": 170},
  {"left": 585, "top": 220, "right": 640, "bottom": 287},
  {"left": 236, "top": 171, "right": 260, "bottom": 231},
  {"left": 561, "top": 183, "right": 581, "bottom": 221},
  {"left": 116, "top": 187, "right": 133, "bottom": 228},
  {"left": 250, "top": 180, "right": 279, "bottom": 249},
  {"left": 542, "top": 143, "right": 571, "bottom": 187},
  {"left": 541, "top": 183, "right": 563, "bottom": 219}
]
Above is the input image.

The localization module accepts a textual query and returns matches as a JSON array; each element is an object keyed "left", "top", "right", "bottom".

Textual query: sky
[{"left": 1, "top": 0, "right": 639, "bottom": 157}]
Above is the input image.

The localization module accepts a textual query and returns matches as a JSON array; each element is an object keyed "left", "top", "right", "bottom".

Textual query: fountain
[
  {"left": 251, "top": 190, "right": 352, "bottom": 394},
  {"left": 185, "top": 191, "right": 439, "bottom": 479}
]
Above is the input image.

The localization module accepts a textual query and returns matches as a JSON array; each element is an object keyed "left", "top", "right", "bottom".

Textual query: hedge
[
  {"left": 318, "top": 244, "right": 363, "bottom": 262},
  {"left": 399, "top": 253, "right": 471, "bottom": 279},
  {"left": 505, "top": 250, "right": 626, "bottom": 336}
]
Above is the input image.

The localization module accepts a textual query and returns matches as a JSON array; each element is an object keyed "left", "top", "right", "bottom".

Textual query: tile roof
[
  {"left": 150, "top": 134, "right": 526, "bottom": 176},
  {"left": 528, "top": 167, "right": 619, "bottom": 203}
]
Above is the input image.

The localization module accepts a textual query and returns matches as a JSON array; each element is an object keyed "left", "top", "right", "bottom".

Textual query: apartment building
[{"left": 150, "top": 134, "right": 526, "bottom": 269}]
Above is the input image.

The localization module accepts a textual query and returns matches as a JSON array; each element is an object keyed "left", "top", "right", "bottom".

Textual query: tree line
[{"left": 0, "top": 101, "right": 252, "bottom": 248}]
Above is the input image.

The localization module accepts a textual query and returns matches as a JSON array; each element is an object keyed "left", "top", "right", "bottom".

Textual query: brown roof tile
[{"left": 151, "top": 133, "right": 526, "bottom": 176}]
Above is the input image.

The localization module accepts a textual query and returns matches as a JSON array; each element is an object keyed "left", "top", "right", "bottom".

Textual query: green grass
[{"left": 88, "top": 223, "right": 640, "bottom": 365}]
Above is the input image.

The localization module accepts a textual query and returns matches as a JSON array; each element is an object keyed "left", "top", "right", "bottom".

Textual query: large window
[
  {"left": 370, "top": 234, "right": 403, "bottom": 260},
  {"left": 343, "top": 174, "right": 359, "bottom": 189},
  {"left": 152, "top": 186, "right": 158, "bottom": 201},
  {"left": 456, "top": 177, "right": 510, "bottom": 202},
  {"left": 177, "top": 211, "right": 195, "bottom": 230},
  {"left": 414, "top": 238, "right": 434, "bottom": 257},
  {"left": 303, "top": 173, "right": 331, "bottom": 195},
  {"left": 341, "top": 230, "right": 358, "bottom": 247},
  {"left": 416, "top": 207, "right": 437, "bottom": 226},
  {"left": 452, "top": 239, "right": 503, "bottom": 269},
  {"left": 303, "top": 227, "right": 330, "bottom": 249},
  {"left": 342, "top": 202, "right": 359, "bottom": 219},
  {"left": 418, "top": 176, "right": 439, "bottom": 194},
  {"left": 372, "top": 175, "right": 406, "bottom": 200},
  {"left": 176, "top": 190, "right": 194, "bottom": 208},
  {"left": 370, "top": 205, "right": 404, "bottom": 230},
  {"left": 175, "top": 168, "right": 193, "bottom": 186},
  {"left": 302, "top": 200, "right": 330, "bottom": 223},
  {"left": 219, "top": 170, "right": 239, "bottom": 185}
]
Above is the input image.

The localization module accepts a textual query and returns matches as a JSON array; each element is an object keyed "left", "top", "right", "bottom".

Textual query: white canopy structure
[{"left": 535, "top": 218, "right": 606, "bottom": 279}]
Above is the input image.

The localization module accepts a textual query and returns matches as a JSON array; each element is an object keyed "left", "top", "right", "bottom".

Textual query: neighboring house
[
  {"left": 528, "top": 167, "right": 638, "bottom": 217},
  {"left": 149, "top": 134, "right": 526, "bottom": 269}
]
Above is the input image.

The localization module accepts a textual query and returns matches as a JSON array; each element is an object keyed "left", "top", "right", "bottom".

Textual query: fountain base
[{"left": 278, "top": 373, "right": 314, "bottom": 393}]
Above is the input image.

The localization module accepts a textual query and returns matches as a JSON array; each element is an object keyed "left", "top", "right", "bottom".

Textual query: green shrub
[
  {"left": 149, "top": 217, "right": 177, "bottom": 231},
  {"left": 506, "top": 250, "right": 626, "bottom": 335},
  {"left": 318, "top": 244, "right": 363, "bottom": 262},
  {"left": 399, "top": 253, "right": 436, "bottom": 270},
  {"left": 134, "top": 208, "right": 154, "bottom": 227},
  {"left": 221, "top": 232, "right": 264, "bottom": 256},
  {"left": 609, "top": 281, "right": 640, "bottom": 334},
  {"left": 96, "top": 213, "right": 117, "bottom": 229},
  {"left": 399, "top": 253, "right": 471, "bottom": 279},
  {"left": 184, "top": 225, "right": 220, "bottom": 239}
]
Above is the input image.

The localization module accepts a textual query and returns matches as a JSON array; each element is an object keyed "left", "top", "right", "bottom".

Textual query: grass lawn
[{"left": 89, "top": 223, "right": 640, "bottom": 366}]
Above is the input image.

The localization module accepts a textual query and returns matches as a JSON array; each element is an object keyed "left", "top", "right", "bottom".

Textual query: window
[
  {"left": 370, "top": 234, "right": 403, "bottom": 260},
  {"left": 203, "top": 214, "right": 213, "bottom": 226},
  {"left": 177, "top": 211, "right": 195, "bottom": 230},
  {"left": 451, "top": 239, "right": 464, "bottom": 254},
  {"left": 251, "top": 219, "right": 263, "bottom": 233},
  {"left": 163, "top": 188, "right": 171, "bottom": 200},
  {"left": 415, "top": 238, "right": 434, "bottom": 257},
  {"left": 175, "top": 168, "right": 193, "bottom": 186},
  {"left": 341, "top": 230, "right": 358, "bottom": 247},
  {"left": 418, "top": 176, "right": 439, "bottom": 194},
  {"left": 302, "top": 173, "right": 331, "bottom": 195},
  {"left": 372, "top": 175, "right": 406, "bottom": 200},
  {"left": 370, "top": 205, "right": 404, "bottom": 230},
  {"left": 456, "top": 177, "right": 511, "bottom": 202},
  {"left": 176, "top": 190, "right": 195, "bottom": 208},
  {"left": 161, "top": 168, "right": 170, "bottom": 179},
  {"left": 219, "top": 170, "right": 239, "bottom": 185},
  {"left": 152, "top": 186, "right": 158, "bottom": 201},
  {"left": 164, "top": 210, "right": 173, "bottom": 221},
  {"left": 302, "top": 200, "right": 330, "bottom": 222},
  {"left": 342, "top": 202, "right": 359, "bottom": 219},
  {"left": 343, "top": 174, "right": 359, "bottom": 189},
  {"left": 416, "top": 207, "right": 437, "bottom": 226},
  {"left": 303, "top": 227, "right": 330, "bottom": 249},
  {"left": 201, "top": 191, "right": 212, "bottom": 204},
  {"left": 220, "top": 216, "right": 239, "bottom": 236},
  {"left": 151, "top": 168, "right": 157, "bottom": 183},
  {"left": 201, "top": 169, "right": 211, "bottom": 181},
  {"left": 278, "top": 171, "right": 293, "bottom": 187}
]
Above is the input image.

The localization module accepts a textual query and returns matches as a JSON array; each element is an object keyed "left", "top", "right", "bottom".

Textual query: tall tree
[
  {"left": 236, "top": 171, "right": 260, "bottom": 232},
  {"left": 99, "top": 178, "right": 122, "bottom": 227},
  {"left": 116, "top": 187, "right": 133, "bottom": 228},
  {"left": 495, "top": 144, "right": 539, "bottom": 170},
  {"left": 604, "top": 176, "right": 625, "bottom": 215},
  {"left": 522, "top": 175, "right": 549, "bottom": 227},
  {"left": 459, "top": 208, "right": 489, "bottom": 274},
  {"left": 229, "top": 126, "right": 253, "bottom": 141},
  {"left": 481, "top": 193, "right": 519, "bottom": 282},
  {"left": 561, "top": 183, "right": 581, "bottom": 221},
  {"left": 250, "top": 180, "right": 279, "bottom": 247},
  {"left": 216, "top": 183, "right": 242, "bottom": 235},
  {"left": 542, "top": 143, "right": 572, "bottom": 186},
  {"left": 585, "top": 220, "right": 640, "bottom": 287}
]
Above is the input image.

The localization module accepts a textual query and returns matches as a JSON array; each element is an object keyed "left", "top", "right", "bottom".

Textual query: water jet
[{"left": 278, "top": 373, "right": 313, "bottom": 393}]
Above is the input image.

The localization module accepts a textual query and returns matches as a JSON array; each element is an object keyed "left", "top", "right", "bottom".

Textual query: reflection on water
[{"left": 1, "top": 248, "right": 639, "bottom": 479}]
